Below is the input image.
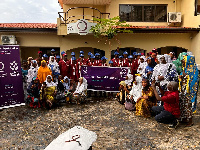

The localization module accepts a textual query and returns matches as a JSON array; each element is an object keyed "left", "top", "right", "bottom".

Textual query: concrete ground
[{"left": 0, "top": 93, "right": 200, "bottom": 150}]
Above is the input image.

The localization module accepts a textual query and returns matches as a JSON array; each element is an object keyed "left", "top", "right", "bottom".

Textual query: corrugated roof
[{"left": 0, "top": 23, "right": 57, "bottom": 29}]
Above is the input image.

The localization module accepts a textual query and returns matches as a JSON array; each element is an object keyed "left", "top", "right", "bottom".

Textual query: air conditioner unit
[
  {"left": 168, "top": 12, "right": 181, "bottom": 23},
  {"left": 1, "top": 35, "right": 16, "bottom": 45}
]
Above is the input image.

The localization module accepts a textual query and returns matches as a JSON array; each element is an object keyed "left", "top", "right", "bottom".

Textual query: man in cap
[
  {"left": 94, "top": 53, "right": 101, "bottom": 66},
  {"left": 69, "top": 57, "right": 78, "bottom": 82},
  {"left": 56, "top": 55, "right": 60, "bottom": 63},
  {"left": 86, "top": 52, "right": 92, "bottom": 65},
  {"left": 77, "top": 53, "right": 86, "bottom": 79},
  {"left": 118, "top": 55, "right": 127, "bottom": 67},
  {"left": 51, "top": 49, "right": 56, "bottom": 57},
  {"left": 109, "top": 60, "right": 114, "bottom": 67},
  {"left": 36, "top": 51, "right": 43, "bottom": 66},
  {"left": 111, "top": 51, "right": 119, "bottom": 67},
  {"left": 59, "top": 54, "right": 69, "bottom": 79},
  {"left": 127, "top": 55, "right": 137, "bottom": 81},
  {"left": 68, "top": 52, "right": 76, "bottom": 65},
  {"left": 60, "top": 51, "right": 65, "bottom": 60},
  {"left": 123, "top": 51, "right": 129, "bottom": 64},
  {"left": 77, "top": 52, "right": 86, "bottom": 64},
  {"left": 99, "top": 56, "right": 108, "bottom": 66},
  {"left": 42, "top": 54, "right": 49, "bottom": 64},
  {"left": 87, "top": 55, "right": 96, "bottom": 66}
]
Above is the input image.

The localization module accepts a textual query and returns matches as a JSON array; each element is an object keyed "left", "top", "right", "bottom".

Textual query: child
[{"left": 26, "top": 77, "right": 40, "bottom": 108}]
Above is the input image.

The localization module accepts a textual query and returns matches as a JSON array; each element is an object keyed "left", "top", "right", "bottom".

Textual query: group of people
[
  {"left": 115, "top": 50, "right": 199, "bottom": 128},
  {"left": 21, "top": 48, "right": 199, "bottom": 128}
]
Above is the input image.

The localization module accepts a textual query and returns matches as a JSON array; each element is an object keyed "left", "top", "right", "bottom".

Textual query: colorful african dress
[
  {"left": 179, "top": 55, "right": 199, "bottom": 121},
  {"left": 135, "top": 87, "right": 157, "bottom": 118}
]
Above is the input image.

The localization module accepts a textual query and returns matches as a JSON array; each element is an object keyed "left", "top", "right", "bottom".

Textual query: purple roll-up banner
[
  {"left": 81, "top": 66, "right": 129, "bottom": 92},
  {"left": 0, "top": 45, "right": 24, "bottom": 109}
]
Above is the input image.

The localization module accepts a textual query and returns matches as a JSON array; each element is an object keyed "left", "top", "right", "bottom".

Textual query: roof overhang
[
  {"left": 0, "top": 28, "right": 57, "bottom": 33},
  {"left": 61, "top": 0, "right": 111, "bottom": 5}
]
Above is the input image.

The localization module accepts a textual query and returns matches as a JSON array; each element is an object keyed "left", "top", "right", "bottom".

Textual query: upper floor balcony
[{"left": 57, "top": 7, "right": 110, "bottom": 35}]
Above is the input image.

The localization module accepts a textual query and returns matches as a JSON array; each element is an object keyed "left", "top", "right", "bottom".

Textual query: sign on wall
[
  {"left": 0, "top": 45, "right": 24, "bottom": 109},
  {"left": 67, "top": 19, "right": 97, "bottom": 35},
  {"left": 81, "top": 66, "right": 129, "bottom": 92}
]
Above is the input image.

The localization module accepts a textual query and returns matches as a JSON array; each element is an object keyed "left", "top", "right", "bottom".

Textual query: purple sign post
[
  {"left": 81, "top": 66, "right": 129, "bottom": 92},
  {"left": 0, "top": 45, "right": 24, "bottom": 109}
]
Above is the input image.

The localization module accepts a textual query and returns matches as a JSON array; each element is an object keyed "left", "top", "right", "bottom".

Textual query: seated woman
[
  {"left": 41, "top": 75, "right": 57, "bottom": 108},
  {"left": 135, "top": 78, "right": 157, "bottom": 118},
  {"left": 115, "top": 81, "right": 128, "bottom": 105},
  {"left": 73, "top": 77, "right": 87, "bottom": 104},
  {"left": 26, "top": 77, "right": 40, "bottom": 108},
  {"left": 151, "top": 81, "right": 180, "bottom": 129},
  {"left": 125, "top": 75, "right": 142, "bottom": 111}
]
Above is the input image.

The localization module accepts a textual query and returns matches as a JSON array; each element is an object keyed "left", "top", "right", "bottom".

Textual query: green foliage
[{"left": 90, "top": 16, "right": 133, "bottom": 39}]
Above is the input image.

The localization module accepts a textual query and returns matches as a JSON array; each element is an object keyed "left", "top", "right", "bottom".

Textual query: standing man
[
  {"left": 77, "top": 51, "right": 86, "bottom": 64},
  {"left": 118, "top": 55, "right": 127, "bottom": 67},
  {"left": 68, "top": 52, "right": 76, "bottom": 65},
  {"left": 69, "top": 57, "right": 78, "bottom": 82},
  {"left": 60, "top": 51, "right": 65, "bottom": 60},
  {"left": 56, "top": 55, "right": 60, "bottom": 63},
  {"left": 99, "top": 56, "right": 108, "bottom": 66},
  {"left": 50, "top": 49, "right": 56, "bottom": 57},
  {"left": 94, "top": 53, "right": 101, "bottom": 66},
  {"left": 87, "top": 55, "right": 96, "bottom": 66},
  {"left": 59, "top": 54, "right": 69, "bottom": 79},
  {"left": 36, "top": 51, "right": 43, "bottom": 66},
  {"left": 112, "top": 51, "right": 119, "bottom": 67},
  {"left": 123, "top": 51, "right": 129, "bottom": 64},
  {"left": 42, "top": 54, "right": 49, "bottom": 64},
  {"left": 86, "top": 52, "right": 92, "bottom": 65}
]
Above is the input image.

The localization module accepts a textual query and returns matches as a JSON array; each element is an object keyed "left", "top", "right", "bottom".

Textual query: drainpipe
[{"left": 174, "top": 0, "right": 177, "bottom": 12}]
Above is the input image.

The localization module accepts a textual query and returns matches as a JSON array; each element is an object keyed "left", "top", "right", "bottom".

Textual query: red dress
[{"left": 59, "top": 59, "right": 69, "bottom": 79}]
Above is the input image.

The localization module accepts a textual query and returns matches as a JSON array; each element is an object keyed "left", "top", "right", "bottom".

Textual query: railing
[{"left": 58, "top": 7, "right": 110, "bottom": 25}]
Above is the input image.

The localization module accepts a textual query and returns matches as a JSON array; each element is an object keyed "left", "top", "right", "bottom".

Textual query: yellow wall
[
  {"left": 191, "top": 32, "right": 200, "bottom": 64},
  {"left": 181, "top": 0, "right": 200, "bottom": 28},
  {"left": 59, "top": 32, "right": 192, "bottom": 60},
  {"left": 107, "top": 0, "right": 177, "bottom": 26}
]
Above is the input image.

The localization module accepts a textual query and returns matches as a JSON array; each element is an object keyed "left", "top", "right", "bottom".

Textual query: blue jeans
[{"left": 152, "top": 106, "right": 176, "bottom": 124}]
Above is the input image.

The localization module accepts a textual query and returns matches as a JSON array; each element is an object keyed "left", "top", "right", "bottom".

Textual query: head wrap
[
  {"left": 119, "top": 81, "right": 126, "bottom": 87},
  {"left": 45, "top": 75, "right": 56, "bottom": 87}
]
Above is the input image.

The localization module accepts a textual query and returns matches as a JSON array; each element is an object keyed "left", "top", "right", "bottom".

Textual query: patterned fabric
[
  {"left": 135, "top": 87, "right": 157, "bottom": 118},
  {"left": 179, "top": 74, "right": 193, "bottom": 121},
  {"left": 45, "top": 86, "right": 56, "bottom": 103},
  {"left": 183, "top": 55, "right": 199, "bottom": 113},
  {"left": 173, "top": 52, "right": 187, "bottom": 75}
]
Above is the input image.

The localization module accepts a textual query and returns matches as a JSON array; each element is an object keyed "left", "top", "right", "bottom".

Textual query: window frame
[{"left": 119, "top": 4, "right": 168, "bottom": 22}]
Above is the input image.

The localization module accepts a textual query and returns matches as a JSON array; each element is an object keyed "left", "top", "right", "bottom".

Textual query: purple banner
[
  {"left": 81, "top": 66, "right": 129, "bottom": 92},
  {"left": 0, "top": 45, "right": 24, "bottom": 109}
]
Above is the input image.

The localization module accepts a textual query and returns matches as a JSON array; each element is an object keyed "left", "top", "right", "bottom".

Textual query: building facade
[{"left": 0, "top": 0, "right": 200, "bottom": 64}]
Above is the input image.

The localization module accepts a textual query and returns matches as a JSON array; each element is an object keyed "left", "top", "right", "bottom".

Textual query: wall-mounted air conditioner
[
  {"left": 168, "top": 12, "right": 181, "bottom": 23},
  {"left": 1, "top": 35, "right": 16, "bottom": 45}
]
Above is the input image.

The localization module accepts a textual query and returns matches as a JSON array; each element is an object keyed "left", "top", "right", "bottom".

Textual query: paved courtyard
[{"left": 0, "top": 93, "right": 200, "bottom": 150}]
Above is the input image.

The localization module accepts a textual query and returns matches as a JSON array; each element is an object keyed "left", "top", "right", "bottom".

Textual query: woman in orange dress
[
  {"left": 135, "top": 78, "right": 157, "bottom": 118},
  {"left": 37, "top": 60, "right": 52, "bottom": 84}
]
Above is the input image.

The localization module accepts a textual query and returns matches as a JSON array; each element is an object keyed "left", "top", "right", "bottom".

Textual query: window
[{"left": 119, "top": 4, "right": 167, "bottom": 22}]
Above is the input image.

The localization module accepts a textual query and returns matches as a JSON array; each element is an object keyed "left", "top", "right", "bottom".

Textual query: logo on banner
[{"left": 67, "top": 19, "right": 97, "bottom": 35}]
